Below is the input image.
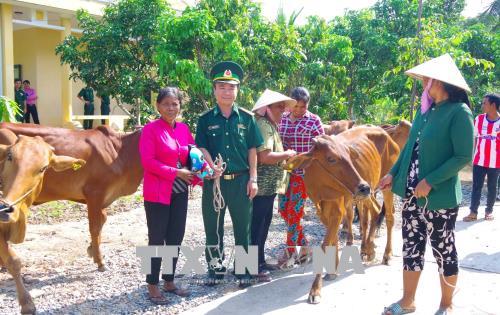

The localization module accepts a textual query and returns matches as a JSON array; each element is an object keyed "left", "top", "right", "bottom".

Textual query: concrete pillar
[
  {"left": 0, "top": 4, "right": 14, "bottom": 99},
  {"left": 60, "top": 17, "right": 73, "bottom": 127}
]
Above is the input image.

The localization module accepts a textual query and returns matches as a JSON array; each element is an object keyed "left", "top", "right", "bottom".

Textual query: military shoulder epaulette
[
  {"left": 238, "top": 107, "right": 254, "bottom": 116},
  {"left": 199, "top": 108, "right": 214, "bottom": 117}
]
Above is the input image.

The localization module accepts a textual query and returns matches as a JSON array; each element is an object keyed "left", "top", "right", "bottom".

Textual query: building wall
[{"left": 13, "top": 27, "right": 129, "bottom": 127}]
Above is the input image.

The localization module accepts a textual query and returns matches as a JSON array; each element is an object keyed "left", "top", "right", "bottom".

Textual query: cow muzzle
[
  {"left": 354, "top": 183, "right": 371, "bottom": 199},
  {"left": 0, "top": 202, "right": 14, "bottom": 222}
]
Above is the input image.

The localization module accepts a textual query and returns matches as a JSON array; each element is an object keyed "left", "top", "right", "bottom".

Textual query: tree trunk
[{"left": 409, "top": 0, "right": 424, "bottom": 122}]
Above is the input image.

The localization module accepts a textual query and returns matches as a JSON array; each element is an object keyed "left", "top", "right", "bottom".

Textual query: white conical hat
[
  {"left": 405, "top": 53, "right": 471, "bottom": 93},
  {"left": 252, "top": 89, "right": 297, "bottom": 112}
]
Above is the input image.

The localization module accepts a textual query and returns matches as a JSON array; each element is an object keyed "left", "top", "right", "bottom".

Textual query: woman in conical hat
[
  {"left": 379, "top": 54, "right": 474, "bottom": 315},
  {"left": 250, "top": 89, "right": 297, "bottom": 280}
]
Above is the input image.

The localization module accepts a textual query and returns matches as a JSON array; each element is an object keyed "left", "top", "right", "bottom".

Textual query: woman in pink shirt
[
  {"left": 23, "top": 80, "right": 40, "bottom": 124},
  {"left": 139, "top": 87, "right": 195, "bottom": 304}
]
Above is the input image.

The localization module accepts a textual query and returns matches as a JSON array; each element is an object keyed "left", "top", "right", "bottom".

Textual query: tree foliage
[{"left": 56, "top": 0, "right": 498, "bottom": 129}]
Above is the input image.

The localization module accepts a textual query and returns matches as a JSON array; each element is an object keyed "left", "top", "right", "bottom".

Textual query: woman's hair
[
  {"left": 156, "top": 87, "right": 188, "bottom": 105},
  {"left": 290, "top": 87, "right": 310, "bottom": 103},
  {"left": 484, "top": 93, "right": 500, "bottom": 110},
  {"left": 23, "top": 80, "right": 30, "bottom": 85},
  {"left": 442, "top": 82, "right": 470, "bottom": 107}
]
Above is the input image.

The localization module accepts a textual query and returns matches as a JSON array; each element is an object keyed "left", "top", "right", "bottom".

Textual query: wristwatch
[{"left": 249, "top": 177, "right": 258, "bottom": 184}]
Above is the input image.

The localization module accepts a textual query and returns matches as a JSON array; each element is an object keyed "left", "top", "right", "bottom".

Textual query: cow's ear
[
  {"left": 283, "top": 154, "right": 313, "bottom": 171},
  {"left": 348, "top": 120, "right": 355, "bottom": 128},
  {"left": 50, "top": 155, "right": 86, "bottom": 172},
  {"left": 0, "top": 144, "right": 9, "bottom": 161}
]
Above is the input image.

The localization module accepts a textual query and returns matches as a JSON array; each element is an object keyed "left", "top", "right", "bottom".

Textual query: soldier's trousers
[
  {"left": 83, "top": 103, "right": 94, "bottom": 129},
  {"left": 202, "top": 173, "right": 252, "bottom": 277}
]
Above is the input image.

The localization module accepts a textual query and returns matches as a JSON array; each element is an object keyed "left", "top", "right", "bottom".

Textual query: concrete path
[{"left": 183, "top": 204, "right": 500, "bottom": 315}]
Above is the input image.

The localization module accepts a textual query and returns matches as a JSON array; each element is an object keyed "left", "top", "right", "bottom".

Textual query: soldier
[
  {"left": 97, "top": 92, "right": 110, "bottom": 125},
  {"left": 14, "top": 79, "right": 26, "bottom": 122},
  {"left": 77, "top": 85, "right": 95, "bottom": 129},
  {"left": 195, "top": 61, "right": 263, "bottom": 288}
]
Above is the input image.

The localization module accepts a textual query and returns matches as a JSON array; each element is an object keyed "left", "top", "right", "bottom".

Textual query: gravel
[{"left": 0, "top": 178, "right": 491, "bottom": 314}]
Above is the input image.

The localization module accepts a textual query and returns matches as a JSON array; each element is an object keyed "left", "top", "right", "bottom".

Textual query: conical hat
[
  {"left": 405, "top": 53, "right": 471, "bottom": 93},
  {"left": 252, "top": 89, "right": 297, "bottom": 112}
]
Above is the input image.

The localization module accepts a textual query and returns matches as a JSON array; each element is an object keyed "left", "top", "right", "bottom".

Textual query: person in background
[
  {"left": 78, "top": 85, "right": 95, "bottom": 129},
  {"left": 14, "top": 79, "right": 26, "bottom": 122},
  {"left": 139, "top": 87, "right": 196, "bottom": 305},
  {"left": 463, "top": 93, "right": 499, "bottom": 222},
  {"left": 98, "top": 92, "right": 111, "bottom": 125},
  {"left": 23, "top": 80, "right": 40, "bottom": 124},
  {"left": 251, "top": 89, "right": 297, "bottom": 282},
  {"left": 278, "top": 86, "right": 324, "bottom": 266},
  {"left": 380, "top": 54, "right": 474, "bottom": 315}
]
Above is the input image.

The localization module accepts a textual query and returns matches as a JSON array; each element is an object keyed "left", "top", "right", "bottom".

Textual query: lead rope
[
  {"left": 207, "top": 154, "right": 235, "bottom": 271},
  {"left": 0, "top": 186, "right": 36, "bottom": 213}
]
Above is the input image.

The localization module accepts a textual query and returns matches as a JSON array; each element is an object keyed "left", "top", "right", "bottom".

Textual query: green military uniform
[
  {"left": 14, "top": 88, "right": 26, "bottom": 122},
  {"left": 78, "top": 87, "right": 94, "bottom": 129},
  {"left": 195, "top": 61, "right": 263, "bottom": 281},
  {"left": 99, "top": 94, "right": 110, "bottom": 125}
]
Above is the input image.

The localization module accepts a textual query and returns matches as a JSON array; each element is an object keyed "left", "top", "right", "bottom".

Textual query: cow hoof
[
  {"left": 323, "top": 273, "right": 337, "bottom": 281},
  {"left": 97, "top": 265, "right": 107, "bottom": 272},
  {"left": 382, "top": 256, "right": 391, "bottom": 265},
  {"left": 308, "top": 294, "right": 321, "bottom": 304},
  {"left": 20, "top": 303, "right": 36, "bottom": 314}
]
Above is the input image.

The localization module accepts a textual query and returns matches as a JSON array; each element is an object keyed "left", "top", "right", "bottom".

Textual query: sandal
[
  {"left": 485, "top": 213, "right": 494, "bottom": 221},
  {"left": 148, "top": 294, "right": 169, "bottom": 305},
  {"left": 382, "top": 302, "right": 416, "bottom": 315},
  {"left": 434, "top": 308, "right": 450, "bottom": 315},
  {"left": 163, "top": 286, "right": 191, "bottom": 297},
  {"left": 463, "top": 213, "right": 477, "bottom": 222},
  {"left": 296, "top": 248, "right": 313, "bottom": 265}
]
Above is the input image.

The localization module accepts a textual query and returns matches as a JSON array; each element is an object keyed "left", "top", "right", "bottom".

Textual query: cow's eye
[
  {"left": 40, "top": 165, "right": 49, "bottom": 173},
  {"left": 327, "top": 156, "right": 337, "bottom": 164}
]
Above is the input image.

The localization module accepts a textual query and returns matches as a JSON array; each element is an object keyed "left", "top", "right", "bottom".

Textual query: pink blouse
[{"left": 139, "top": 119, "right": 196, "bottom": 205}]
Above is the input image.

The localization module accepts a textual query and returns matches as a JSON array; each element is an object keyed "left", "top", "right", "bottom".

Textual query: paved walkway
[{"left": 183, "top": 204, "right": 500, "bottom": 315}]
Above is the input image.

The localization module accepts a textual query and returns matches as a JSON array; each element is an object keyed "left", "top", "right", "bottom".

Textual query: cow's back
[{"left": 0, "top": 123, "right": 142, "bottom": 205}]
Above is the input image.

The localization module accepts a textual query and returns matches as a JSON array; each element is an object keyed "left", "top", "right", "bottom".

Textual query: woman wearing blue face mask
[{"left": 379, "top": 54, "right": 474, "bottom": 315}]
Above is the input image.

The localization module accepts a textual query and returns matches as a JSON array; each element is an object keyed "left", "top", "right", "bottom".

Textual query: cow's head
[
  {"left": 324, "top": 120, "right": 356, "bottom": 136},
  {"left": 0, "top": 135, "right": 86, "bottom": 223},
  {"left": 382, "top": 120, "right": 411, "bottom": 150},
  {"left": 284, "top": 134, "right": 371, "bottom": 199}
]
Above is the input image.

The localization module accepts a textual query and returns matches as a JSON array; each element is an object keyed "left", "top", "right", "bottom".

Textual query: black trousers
[
  {"left": 101, "top": 104, "right": 110, "bottom": 125},
  {"left": 83, "top": 103, "right": 94, "bottom": 129},
  {"left": 470, "top": 165, "right": 499, "bottom": 214},
  {"left": 24, "top": 104, "right": 40, "bottom": 124},
  {"left": 144, "top": 191, "right": 188, "bottom": 285},
  {"left": 251, "top": 194, "right": 276, "bottom": 271}
]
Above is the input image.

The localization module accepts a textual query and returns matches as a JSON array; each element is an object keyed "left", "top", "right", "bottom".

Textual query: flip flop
[
  {"left": 382, "top": 302, "right": 416, "bottom": 315},
  {"left": 148, "top": 295, "right": 169, "bottom": 305},
  {"left": 163, "top": 286, "right": 191, "bottom": 297}
]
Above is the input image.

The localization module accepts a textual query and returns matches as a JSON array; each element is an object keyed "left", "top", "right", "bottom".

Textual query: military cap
[{"left": 210, "top": 61, "right": 244, "bottom": 85}]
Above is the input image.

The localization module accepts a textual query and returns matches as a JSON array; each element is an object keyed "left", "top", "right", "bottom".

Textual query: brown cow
[
  {"left": 0, "top": 131, "right": 85, "bottom": 314},
  {"left": 0, "top": 122, "right": 143, "bottom": 271},
  {"left": 381, "top": 119, "right": 412, "bottom": 150},
  {"left": 323, "top": 119, "right": 355, "bottom": 135},
  {"left": 284, "top": 126, "right": 400, "bottom": 304}
]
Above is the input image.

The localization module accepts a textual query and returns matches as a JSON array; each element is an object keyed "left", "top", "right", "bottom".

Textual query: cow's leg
[
  {"left": 344, "top": 199, "right": 354, "bottom": 246},
  {"left": 364, "top": 197, "right": 380, "bottom": 262},
  {"left": 381, "top": 190, "right": 394, "bottom": 265},
  {"left": 0, "top": 238, "right": 36, "bottom": 314},
  {"left": 309, "top": 200, "right": 343, "bottom": 304},
  {"left": 86, "top": 198, "right": 108, "bottom": 271},
  {"left": 357, "top": 201, "right": 369, "bottom": 260}
]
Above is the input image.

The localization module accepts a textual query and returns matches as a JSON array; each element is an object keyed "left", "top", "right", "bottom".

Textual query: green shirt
[
  {"left": 15, "top": 89, "right": 26, "bottom": 107},
  {"left": 195, "top": 104, "right": 263, "bottom": 173},
  {"left": 256, "top": 116, "right": 288, "bottom": 195},
  {"left": 78, "top": 87, "right": 94, "bottom": 103},
  {"left": 390, "top": 100, "right": 474, "bottom": 210}
]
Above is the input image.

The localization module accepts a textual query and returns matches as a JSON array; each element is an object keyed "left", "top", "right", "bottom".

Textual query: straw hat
[
  {"left": 252, "top": 89, "right": 297, "bottom": 112},
  {"left": 405, "top": 53, "right": 471, "bottom": 93}
]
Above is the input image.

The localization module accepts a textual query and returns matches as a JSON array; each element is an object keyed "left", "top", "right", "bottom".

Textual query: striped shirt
[
  {"left": 279, "top": 110, "right": 324, "bottom": 175},
  {"left": 473, "top": 113, "right": 500, "bottom": 168}
]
